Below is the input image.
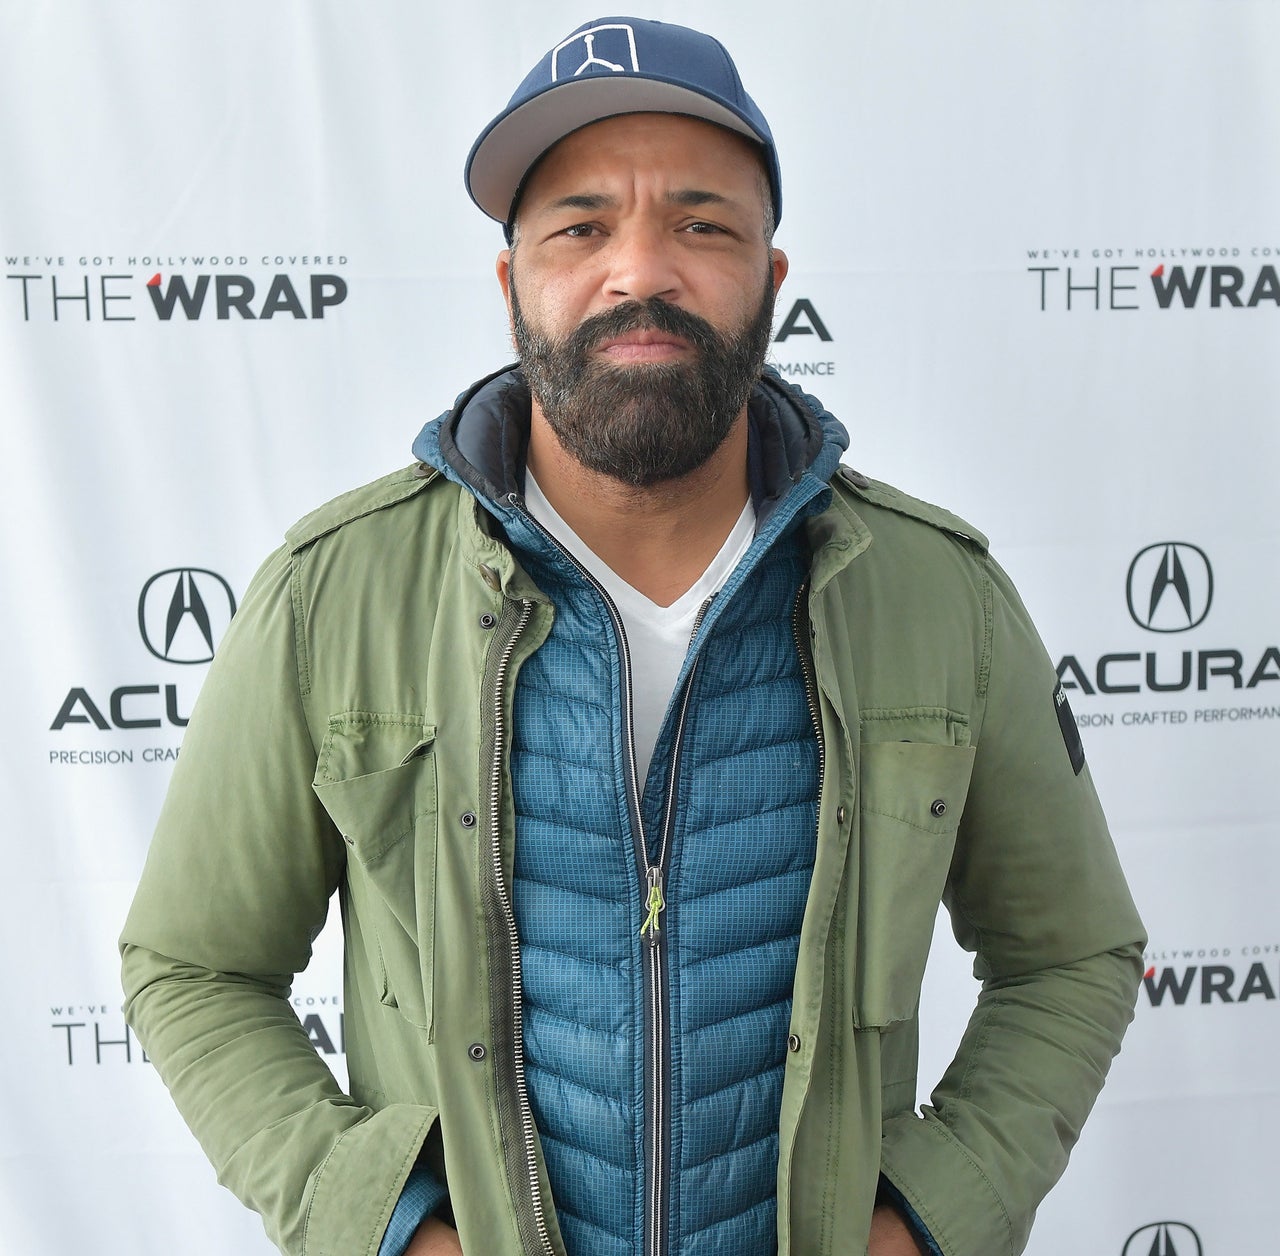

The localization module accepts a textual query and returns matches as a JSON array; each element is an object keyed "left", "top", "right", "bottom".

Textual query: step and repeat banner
[{"left": 2, "top": 3, "right": 1274, "bottom": 1254}]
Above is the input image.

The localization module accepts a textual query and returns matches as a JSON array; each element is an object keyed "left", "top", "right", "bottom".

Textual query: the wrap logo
[
  {"left": 1122, "top": 1221, "right": 1202, "bottom": 1255},
  {"left": 1027, "top": 244, "right": 1280, "bottom": 311},
  {"left": 1126, "top": 542, "right": 1213, "bottom": 633},
  {"left": 4, "top": 254, "right": 348, "bottom": 322},
  {"left": 1142, "top": 945, "right": 1279, "bottom": 1007},
  {"left": 138, "top": 568, "right": 236, "bottom": 664}
]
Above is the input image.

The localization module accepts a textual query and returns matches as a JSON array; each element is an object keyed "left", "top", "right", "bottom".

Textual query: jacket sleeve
[
  {"left": 878, "top": 553, "right": 1146, "bottom": 1256},
  {"left": 120, "top": 545, "right": 437, "bottom": 1256}
]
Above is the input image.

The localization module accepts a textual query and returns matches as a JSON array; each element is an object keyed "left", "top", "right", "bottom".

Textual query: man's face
[{"left": 497, "top": 113, "right": 788, "bottom": 487}]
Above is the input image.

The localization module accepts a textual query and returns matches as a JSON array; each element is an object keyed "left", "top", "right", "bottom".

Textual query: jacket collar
[{"left": 412, "top": 364, "right": 849, "bottom": 530}]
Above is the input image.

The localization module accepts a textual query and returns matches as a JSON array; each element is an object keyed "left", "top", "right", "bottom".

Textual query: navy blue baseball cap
[{"left": 466, "top": 17, "right": 782, "bottom": 239}]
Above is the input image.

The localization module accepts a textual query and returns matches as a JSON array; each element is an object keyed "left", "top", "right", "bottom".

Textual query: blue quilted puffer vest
[{"left": 416, "top": 366, "right": 848, "bottom": 1256}]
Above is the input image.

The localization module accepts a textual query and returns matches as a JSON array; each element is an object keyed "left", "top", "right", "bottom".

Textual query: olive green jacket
[{"left": 120, "top": 462, "right": 1144, "bottom": 1256}]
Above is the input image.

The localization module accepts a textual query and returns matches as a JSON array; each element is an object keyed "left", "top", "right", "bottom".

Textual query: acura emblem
[
  {"left": 1126, "top": 542, "right": 1213, "bottom": 633},
  {"left": 1121, "top": 1221, "right": 1203, "bottom": 1256},
  {"left": 138, "top": 568, "right": 236, "bottom": 664}
]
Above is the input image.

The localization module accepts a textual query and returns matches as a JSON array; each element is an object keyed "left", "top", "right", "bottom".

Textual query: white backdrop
[{"left": 2, "top": 4, "right": 1274, "bottom": 1254}]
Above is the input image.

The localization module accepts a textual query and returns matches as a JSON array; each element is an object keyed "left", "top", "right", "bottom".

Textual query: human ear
[
  {"left": 496, "top": 249, "right": 514, "bottom": 325},
  {"left": 770, "top": 247, "right": 789, "bottom": 293}
]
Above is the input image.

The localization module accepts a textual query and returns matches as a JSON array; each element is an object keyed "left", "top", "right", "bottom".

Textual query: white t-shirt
[{"left": 524, "top": 472, "right": 756, "bottom": 786}]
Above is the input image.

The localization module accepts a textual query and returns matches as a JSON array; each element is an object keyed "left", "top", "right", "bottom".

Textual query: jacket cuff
[
  {"left": 880, "top": 1110, "right": 1015, "bottom": 1256},
  {"left": 877, "top": 1176, "right": 943, "bottom": 1256},
  {"left": 377, "top": 1163, "right": 450, "bottom": 1256},
  {"left": 301, "top": 1103, "right": 439, "bottom": 1256}
]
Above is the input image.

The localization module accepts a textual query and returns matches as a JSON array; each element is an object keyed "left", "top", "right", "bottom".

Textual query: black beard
[{"left": 511, "top": 276, "right": 775, "bottom": 487}]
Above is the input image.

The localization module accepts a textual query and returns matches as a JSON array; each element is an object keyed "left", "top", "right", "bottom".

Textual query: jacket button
[
  {"left": 468, "top": 1042, "right": 487, "bottom": 1061},
  {"left": 479, "top": 612, "right": 497, "bottom": 630},
  {"left": 787, "top": 1033, "right": 801, "bottom": 1053},
  {"left": 460, "top": 811, "right": 477, "bottom": 828},
  {"left": 930, "top": 799, "right": 947, "bottom": 818},
  {"left": 836, "top": 805, "right": 847, "bottom": 825},
  {"left": 479, "top": 564, "right": 501, "bottom": 591}
]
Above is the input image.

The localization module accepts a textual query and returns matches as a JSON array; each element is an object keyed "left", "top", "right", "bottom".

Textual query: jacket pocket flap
[
  {"left": 313, "top": 714, "right": 436, "bottom": 864},
  {"left": 859, "top": 741, "right": 976, "bottom": 834}
]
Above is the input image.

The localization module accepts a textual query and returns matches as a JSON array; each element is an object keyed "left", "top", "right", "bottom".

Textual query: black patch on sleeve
[{"left": 1053, "top": 682, "right": 1086, "bottom": 775}]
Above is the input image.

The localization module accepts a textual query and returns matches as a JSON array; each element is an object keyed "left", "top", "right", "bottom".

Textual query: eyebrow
[
  {"left": 668, "top": 190, "right": 733, "bottom": 210},
  {"left": 538, "top": 189, "right": 738, "bottom": 215},
  {"left": 541, "top": 193, "right": 615, "bottom": 215}
]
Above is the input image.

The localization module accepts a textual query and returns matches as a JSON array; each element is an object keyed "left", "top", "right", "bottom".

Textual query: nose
[{"left": 601, "top": 221, "right": 681, "bottom": 304}]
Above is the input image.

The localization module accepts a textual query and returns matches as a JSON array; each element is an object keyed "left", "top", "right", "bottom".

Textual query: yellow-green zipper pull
[{"left": 641, "top": 867, "right": 665, "bottom": 942}]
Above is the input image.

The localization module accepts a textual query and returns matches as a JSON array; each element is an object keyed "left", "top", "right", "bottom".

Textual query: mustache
[{"left": 565, "top": 297, "right": 723, "bottom": 359}]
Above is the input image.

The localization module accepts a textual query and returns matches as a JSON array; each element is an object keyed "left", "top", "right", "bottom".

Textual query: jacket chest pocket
[
  {"left": 313, "top": 713, "right": 438, "bottom": 1036},
  {"left": 852, "top": 737, "right": 975, "bottom": 1029}
]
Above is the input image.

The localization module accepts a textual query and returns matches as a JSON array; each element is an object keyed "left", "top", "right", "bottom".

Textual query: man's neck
[{"left": 525, "top": 409, "right": 751, "bottom": 608}]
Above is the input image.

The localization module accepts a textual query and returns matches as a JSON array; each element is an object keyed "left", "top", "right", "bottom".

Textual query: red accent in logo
[
  {"left": 1151, "top": 264, "right": 1165, "bottom": 278},
  {"left": 1144, "top": 966, "right": 1155, "bottom": 979},
  {"left": 147, "top": 273, "right": 162, "bottom": 287}
]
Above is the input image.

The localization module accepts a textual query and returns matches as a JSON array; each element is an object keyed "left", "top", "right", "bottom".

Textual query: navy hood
[{"left": 412, "top": 365, "right": 849, "bottom": 531}]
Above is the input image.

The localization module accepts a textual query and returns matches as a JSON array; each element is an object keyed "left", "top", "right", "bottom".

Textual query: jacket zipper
[
  {"left": 793, "top": 582, "right": 825, "bottom": 841},
  {"left": 481, "top": 594, "right": 555, "bottom": 1256},
  {"left": 508, "top": 494, "right": 711, "bottom": 1256}
]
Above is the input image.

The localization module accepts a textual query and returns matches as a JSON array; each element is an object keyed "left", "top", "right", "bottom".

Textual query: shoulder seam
[
  {"left": 285, "top": 464, "right": 441, "bottom": 554},
  {"left": 834, "top": 466, "right": 989, "bottom": 552}
]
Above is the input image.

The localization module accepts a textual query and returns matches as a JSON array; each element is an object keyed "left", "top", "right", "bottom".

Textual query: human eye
[{"left": 561, "top": 222, "right": 599, "bottom": 238}]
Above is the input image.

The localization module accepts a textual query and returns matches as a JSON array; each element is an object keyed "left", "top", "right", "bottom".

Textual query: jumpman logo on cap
[
  {"left": 550, "top": 23, "right": 640, "bottom": 81},
  {"left": 574, "top": 32, "right": 624, "bottom": 75}
]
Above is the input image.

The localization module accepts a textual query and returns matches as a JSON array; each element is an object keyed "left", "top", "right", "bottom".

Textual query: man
[{"left": 121, "top": 16, "right": 1144, "bottom": 1256}]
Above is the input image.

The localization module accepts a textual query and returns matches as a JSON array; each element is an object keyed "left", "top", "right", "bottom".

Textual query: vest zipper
[
  {"left": 642, "top": 593, "right": 711, "bottom": 1256},
  {"left": 507, "top": 494, "right": 712, "bottom": 1256},
  {"left": 480, "top": 594, "right": 555, "bottom": 1256}
]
